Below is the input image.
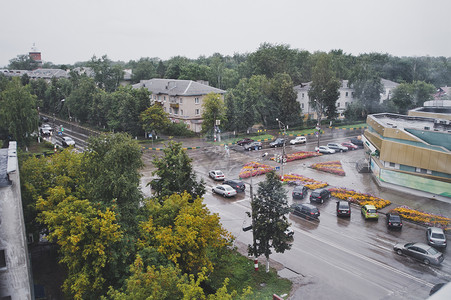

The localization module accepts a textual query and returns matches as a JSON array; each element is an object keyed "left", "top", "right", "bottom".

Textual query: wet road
[{"left": 163, "top": 133, "right": 451, "bottom": 300}]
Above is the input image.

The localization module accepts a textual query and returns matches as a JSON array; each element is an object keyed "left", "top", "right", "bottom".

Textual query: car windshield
[
  {"left": 427, "top": 247, "right": 439, "bottom": 255},
  {"left": 390, "top": 215, "right": 400, "bottom": 221},
  {"left": 338, "top": 203, "right": 348, "bottom": 209},
  {"left": 216, "top": 171, "right": 223, "bottom": 175},
  {"left": 367, "top": 209, "right": 377, "bottom": 213}
]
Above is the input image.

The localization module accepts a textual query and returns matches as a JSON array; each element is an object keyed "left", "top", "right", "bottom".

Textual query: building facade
[
  {"left": 133, "top": 79, "right": 226, "bottom": 133},
  {"left": 364, "top": 113, "right": 451, "bottom": 199},
  {"left": 294, "top": 79, "right": 399, "bottom": 119},
  {"left": 0, "top": 142, "right": 33, "bottom": 299}
]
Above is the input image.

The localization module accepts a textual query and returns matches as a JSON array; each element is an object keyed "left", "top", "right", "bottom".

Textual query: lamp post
[
  {"left": 275, "top": 118, "right": 287, "bottom": 180},
  {"left": 314, "top": 98, "right": 324, "bottom": 149}
]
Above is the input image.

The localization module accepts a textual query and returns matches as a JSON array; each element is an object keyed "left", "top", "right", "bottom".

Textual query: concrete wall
[{"left": 0, "top": 142, "right": 32, "bottom": 300}]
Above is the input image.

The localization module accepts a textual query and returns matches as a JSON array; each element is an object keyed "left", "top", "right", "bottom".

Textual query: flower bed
[
  {"left": 329, "top": 188, "right": 391, "bottom": 209},
  {"left": 238, "top": 162, "right": 275, "bottom": 179},
  {"left": 310, "top": 160, "right": 345, "bottom": 176},
  {"left": 271, "top": 151, "right": 322, "bottom": 162},
  {"left": 281, "top": 173, "right": 328, "bottom": 189},
  {"left": 392, "top": 206, "right": 451, "bottom": 229}
]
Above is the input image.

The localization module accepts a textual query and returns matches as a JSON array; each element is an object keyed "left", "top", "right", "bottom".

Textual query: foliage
[
  {"left": 391, "top": 81, "right": 436, "bottom": 114},
  {"left": 0, "top": 77, "right": 39, "bottom": 146},
  {"left": 269, "top": 73, "right": 301, "bottom": 127},
  {"left": 8, "top": 54, "right": 40, "bottom": 70},
  {"left": 65, "top": 76, "right": 102, "bottom": 124},
  {"left": 140, "top": 104, "right": 171, "bottom": 135},
  {"left": 37, "top": 187, "right": 122, "bottom": 300},
  {"left": 151, "top": 141, "right": 206, "bottom": 200},
  {"left": 310, "top": 160, "right": 345, "bottom": 176},
  {"left": 139, "top": 193, "right": 233, "bottom": 275},
  {"left": 249, "top": 171, "right": 292, "bottom": 265},
  {"left": 308, "top": 53, "right": 341, "bottom": 121},
  {"left": 88, "top": 55, "right": 124, "bottom": 92},
  {"left": 130, "top": 57, "right": 158, "bottom": 83},
  {"left": 201, "top": 93, "right": 226, "bottom": 134}
]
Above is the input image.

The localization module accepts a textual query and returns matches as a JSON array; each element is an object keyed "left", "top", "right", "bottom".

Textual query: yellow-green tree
[
  {"left": 140, "top": 192, "right": 233, "bottom": 274},
  {"left": 37, "top": 187, "right": 122, "bottom": 299}
]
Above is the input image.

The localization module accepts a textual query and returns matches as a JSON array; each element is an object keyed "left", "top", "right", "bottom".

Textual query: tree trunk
[{"left": 266, "top": 255, "right": 270, "bottom": 273}]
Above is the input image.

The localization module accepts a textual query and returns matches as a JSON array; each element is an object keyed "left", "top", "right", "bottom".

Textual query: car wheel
[
  {"left": 258, "top": 146, "right": 262, "bottom": 150},
  {"left": 247, "top": 148, "right": 251, "bottom": 151},
  {"left": 212, "top": 189, "right": 215, "bottom": 194},
  {"left": 423, "top": 259, "right": 430, "bottom": 265},
  {"left": 396, "top": 249, "right": 402, "bottom": 255},
  {"left": 321, "top": 199, "right": 324, "bottom": 204},
  {"left": 223, "top": 193, "right": 227, "bottom": 198}
]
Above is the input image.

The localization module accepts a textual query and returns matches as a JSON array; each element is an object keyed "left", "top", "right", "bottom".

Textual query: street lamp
[
  {"left": 275, "top": 118, "right": 287, "bottom": 179},
  {"left": 314, "top": 98, "right": 324, "bottom": 148}
]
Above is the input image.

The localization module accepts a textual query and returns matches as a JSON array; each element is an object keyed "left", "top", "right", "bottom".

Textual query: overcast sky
[{"left": 2, "top": 0, "right": 451, "bottom": 67}]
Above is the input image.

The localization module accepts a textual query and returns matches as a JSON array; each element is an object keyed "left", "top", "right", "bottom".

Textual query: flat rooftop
[{"left": 372, "top": 113, "right": 451, "bottom": 133}]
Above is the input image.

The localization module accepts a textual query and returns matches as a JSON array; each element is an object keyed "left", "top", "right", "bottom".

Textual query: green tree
[
  {"left": 151, "top": 141, "right": 205, "bottom": 200},
  {"left": 269, "top": 73, "right": 301, "bottom": 127},
  {"left": 88, "top": 55, "right": 124, "bottom": 92},
  {"left": 248, "top": 171, "right": 292, "bottom": 273},
  {"left": 8, "top": 54, "right": 39, "bottom": 70},
  {"left": 201, "top": 93, "right": 226, "bottom": 134},
  {"left": 130, "top": 57, "right": 158, "bottom": 83},
  {"left": 0, "top": 77, "right": 39, "bottom": 146},
  {"left": 140, "top": 104, "right": 171, "bottom": 135},
  {"left": 308, "top": 53, "right": 340, "bottom": 122},
  {"left": 391, "top": 81, "right": 436, "bottom": 114}
]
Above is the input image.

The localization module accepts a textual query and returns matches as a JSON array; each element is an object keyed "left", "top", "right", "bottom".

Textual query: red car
[
  {"left": 341, "top": 142, "right": 358, "bottom": 150},
  {"left": 237, "top": 138, "right": 254, "bottom": 146}
]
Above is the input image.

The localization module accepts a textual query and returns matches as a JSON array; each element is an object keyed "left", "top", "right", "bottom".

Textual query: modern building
[
  {"left": 133, "top": 79, "right": 226, "bottom": 132},
  {"left": 0, "top": 142, "right": 33, "bottom": 299},
  {"left": 364, "top": 113, "right": 451, "bottom": 199},
  {"left": 294, "top": 79, "right": 399, "bottom": 119}
]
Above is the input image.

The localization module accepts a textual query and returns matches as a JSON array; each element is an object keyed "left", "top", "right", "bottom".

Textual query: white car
[
  {"left": 315, "top": 146, "right": 336, "bottom": 154},
  {"left": 327, "top": 142, "right": 348, "bottom": 152},
  {"left": 209, "top": 170, "right": 225, "bottom": 181},
  {"left": 212, "top": 185, "right": 237, "bottom": 197},
  {"left": 62, "top": 136, "right": 75, "bottom": 147},
  {"left": 290, "top": 136, "right": 307, "bottom": 145}
]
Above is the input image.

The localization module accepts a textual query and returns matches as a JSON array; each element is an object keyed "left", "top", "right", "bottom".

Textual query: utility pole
[{"left": 276, "top": 118, "right": 287, "bottom": 179}]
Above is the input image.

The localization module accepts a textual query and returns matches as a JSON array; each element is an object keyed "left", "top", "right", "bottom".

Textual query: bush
[{"left": 165, "top": 122, "right": 197, "bottom": 137}]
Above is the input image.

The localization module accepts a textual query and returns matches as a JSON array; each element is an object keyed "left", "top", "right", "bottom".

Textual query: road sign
[{"left": 275, "top": 166, "right": 280, "bottom": 170}]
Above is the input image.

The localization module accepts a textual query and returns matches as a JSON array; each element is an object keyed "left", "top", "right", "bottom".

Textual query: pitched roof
[{"left": 133, "top": 78, "right": 226, "bottom": 96}]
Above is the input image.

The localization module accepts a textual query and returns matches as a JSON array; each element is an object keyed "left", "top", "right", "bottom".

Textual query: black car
[
  {"left": 336, "top": 201, "right": 351, "bottom": 217},
  {"left": 270, "top": 138, "right": 285, "bottom": 148},
  {"left": 244, "top": 141, "right": 262, "bottom": 151},
  {"left": 350, "top": 137, "right": 364, "bottom": 148},
  {"left": 386, "top": 212, "right": 403, "bottom": 229},
  {"left": 310, "top": 189, "right": 331, "bottom": 203},
  {"left": 223, "top": 179, "right": 246, "bottom": 193},
  {"left": 292, "top": 185, "right": 308, "bottom": 199},
  {"left": 292, "top": 203, "right": 320, "bottom": 220}
]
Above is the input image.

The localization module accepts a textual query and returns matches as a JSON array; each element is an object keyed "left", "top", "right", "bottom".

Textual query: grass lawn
[
  {"left": 208, "top": 248, "right": 292, "bottom": 298},
  {"left": 210, "top": 134, "right": 275, "bottom": 146},
  {"left": 334, "top": 123, "right": 367, "bottom": 129},
  {"left": 285, "top": 128, "right": 321, "bottom": 136}
]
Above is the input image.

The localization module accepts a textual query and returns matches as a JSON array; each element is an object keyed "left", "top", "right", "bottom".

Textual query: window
[
  {"left": 164, "top": 96, "right": 166, "bottom": 102},
  {"left": 195, "top": 97, "right": 200, "bottom": 104},
  {"left": 337, "top": 102, "right": 340, "bottom": 107},
  {"left": 302, "top": 93, "right": 304, "bottom": 98},
  {"left": 0, "top": 249, "right": 6, "bottom": 268},
  {"left": 179, "top": 98, "right": 183, "bottom": 104},
  {"left": 389, "top": 162, "right": 396, "bottom": 168},
  {"left": 181, "top": 109, "right": 184, "bottom": 116},
  {"left": 345, "top": 92, "right": 348, "bottom": 97},
  {"left": 169, "top": 107, "right": 172, "bottom": 114},
  {"left": 416, "top": 168, "right": 431, "bottom": 174},
  {"left": 301, "top": 103, "right": 304, "bottom": 108},
  {"left": 158, "top": 95, "right": 161, "bottom": 100},
  {"left": 195, "top": 109, "right": 200, "bottom": 115}
]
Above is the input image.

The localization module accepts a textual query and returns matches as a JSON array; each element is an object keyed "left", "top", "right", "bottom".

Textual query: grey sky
[{"left": 1, "top": 0, "right": 450, "bottom": 67}]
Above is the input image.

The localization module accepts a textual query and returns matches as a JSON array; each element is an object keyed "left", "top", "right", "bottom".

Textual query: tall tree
[
  {"left": 88, "top": 55, "right": 123, "bottom": 92},
  {"left": 0, "top": 77, "right": 39, "bottom": 146},
  {"left": 130, "top": 57, "right": 158, "bottom": 83},
  {"left": 201, "top": 92, "right": 226, "bottom": 134},
  {"left": 8, "top": 54, "right": 39, "bottom": 70},
  {"left": 151, "top": 141, "right": 205, "bottom": 200},
  {"left": 391, "top": 81, "right": 436, "bottom": 114},
  {"left": 140, "top": 104, "right": 171, "bottom": 135},
  {"left": 269, "top": 73, "right": 301, "bottom": 127},
  {"left": 308, "top": 53, "right": 340, "bottom": 122},
  {"left": 248, "top": 171, "right": 292, "bottom": 272}
]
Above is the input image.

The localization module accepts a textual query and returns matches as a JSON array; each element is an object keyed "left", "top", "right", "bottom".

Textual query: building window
[
  {"left": 195, "top": 97, "right": 200, "bottom": 104},
  {"left": 302, "top": 93, "right": 304, "bottom": 98},
  {"left": 158, "top": 95, "right": 161, "bottom": 101},
  {"left": 195, "top": 109, "right": 200, "bottom": 115},
  {"left": 389, "top": 162, "right": 396, "bottom": 168},
  {"left": 0, "top": 249, "right": 6, "bottom": 269},
  {"left": 337, "top": 102, "right": 340, "bottom": 107},
  {"left": 169, "top": 107, "right": 172, "bottom": 114},
  {"left": 345, "top": 92, "right": 348, "bottom": 97},
  {"left": 181, "top": 109, "right": 184, "bottom": 116},
  {"left": 416, "top": 168, "right": 431, "bottom": 174},
  {"left": 301, "top": 103, "right": 304, "bottom": 108},
  {"left": 164, "top": 96, "right": 166, "bottom": 102}
]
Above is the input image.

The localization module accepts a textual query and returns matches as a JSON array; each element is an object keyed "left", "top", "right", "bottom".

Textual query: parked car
[
  {"left": 327, "top": 143, "right": 348, "bottom": 152},
  {"left": 285, "top": 226, "right": 294, "bottom": 238},
  {"left": 270, "top": 138, "right": 285, "bottom": 148},
  {"left": 350, "top": 137, "right": 364, "bottom": 148},
  {"left": 236, "top": 138, "right": 254, "bottom": 146},
  {"left": 244, "top": 141, "right": 262, "bottom": 151},
  {"left": 393, "top": 242, "right": 444, "bottom": 265},
  {"left": 61, "top": 136, "right": 75, "bottom": 147},
  {"left": 341, "top": 142, "right": 358, "bottom": 150},
  {"left": 40, "top": 116, "right": 49, "bottom": 123},
  {"left": 212, "top": 185, "right": 237, "bottom": 198},
  {"left": 209, "top": 170, "right": 225, "bottom": 181},
  {"left": 40, "top": 124, "right": 53, "bottom": 136},
  {"left": 426, "top": 227, "right": 447, "bottom": 248},
  {"left": 292, "top": 185, "right": 308, "bottom": 199},
  {"left": 386, "top": 212, "right": 403, "bottom": 229},
  {"left": 314, "top": 146, "right": 335, "bottom": 154},
  {"left": 223, "top": 179, "right": 246, "bottom": 193},
  {"left": 361, "top": 204, "right": 379, "bottom": 219},
  {"left": 290, "top": 136, "right": 307, "bottom": 145},
  {"left": 292, "top": 203, "right": 320, "bottom": 220},
  {"left": 336, "top": 201, "right": 351, "bottom": 217},
  {"left": 310, "top": 189, "right": 331, "bottom": 203}
]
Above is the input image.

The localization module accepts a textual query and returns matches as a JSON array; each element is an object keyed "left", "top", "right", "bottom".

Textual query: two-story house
[{"left": 133, "top": 79, "right": 226, "bottom": 132}]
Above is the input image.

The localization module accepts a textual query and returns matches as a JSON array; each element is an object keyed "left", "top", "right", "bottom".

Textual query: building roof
[
  {"left": 133, "top": 79, "right": 226, "bottom": 96},
  {"left": 0, "top": 68, "right": 69, "bottom": 79},
  {"left": 0, "top": 148, "right": 10, "bottom": 187}
]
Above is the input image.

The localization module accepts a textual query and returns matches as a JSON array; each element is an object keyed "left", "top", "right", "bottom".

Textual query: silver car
[
  {"left": 394, "top": 242, "right": 444, "bottom": 265},
  {"left": 426, "top": 227, "right": 447, "bottom": 248},
  {"left": 212, "top": 185, "right": 237, "bottom": 198}
]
